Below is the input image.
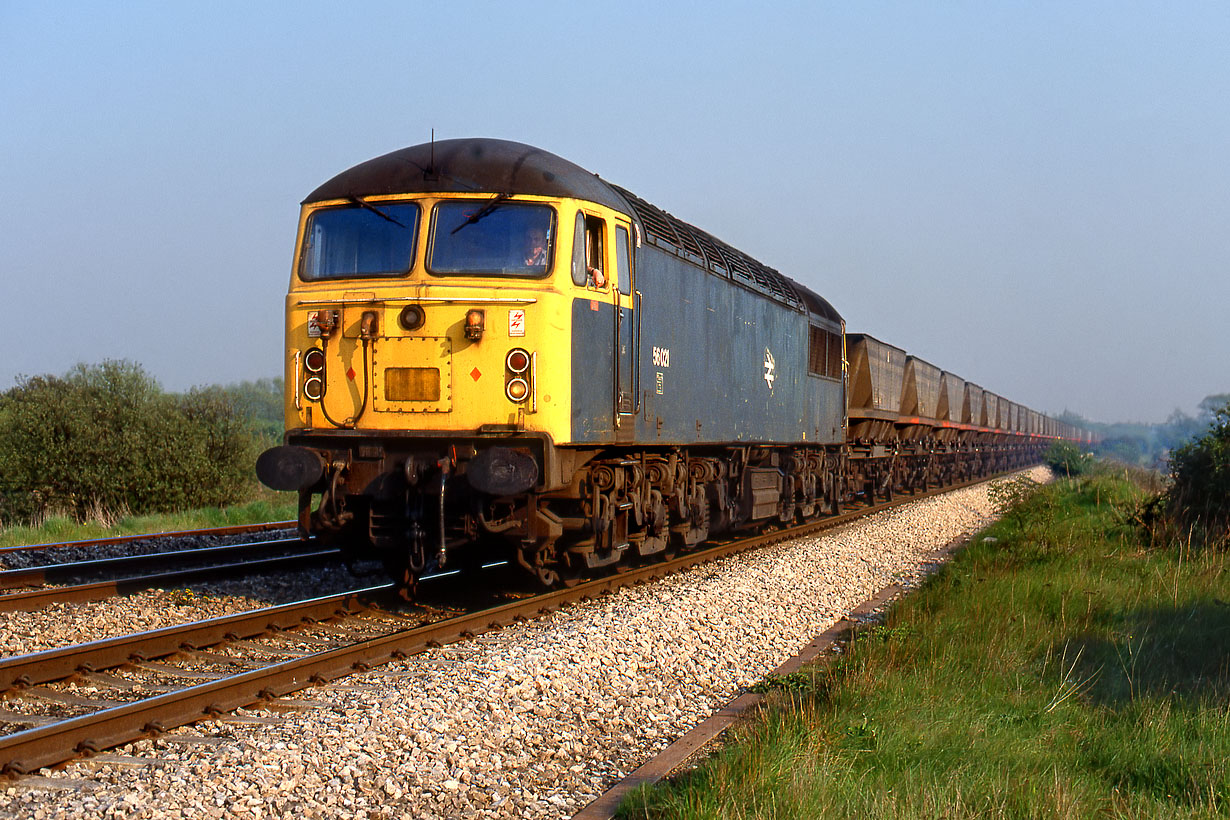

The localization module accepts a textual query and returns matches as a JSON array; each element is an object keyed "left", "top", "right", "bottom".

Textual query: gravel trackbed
[{"left": 1, "top": 467, "right": 1049, "bottom": 820}]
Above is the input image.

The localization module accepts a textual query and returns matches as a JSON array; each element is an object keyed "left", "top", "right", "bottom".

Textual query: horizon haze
[{"left": 2, "top": 2, "right": 1227, "bottom": 424}]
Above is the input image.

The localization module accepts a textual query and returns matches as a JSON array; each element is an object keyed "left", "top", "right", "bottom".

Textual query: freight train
[{"left": 256, "top": 138, "right": 1087, "bottom": 591}]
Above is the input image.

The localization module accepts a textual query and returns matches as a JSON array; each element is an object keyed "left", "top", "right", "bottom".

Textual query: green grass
[
  {"left": 0, "top": 488, "right": 298, "bottom": 548},
  {"left": 620, "top": 469, "right": 1230, "bottom": 819}
]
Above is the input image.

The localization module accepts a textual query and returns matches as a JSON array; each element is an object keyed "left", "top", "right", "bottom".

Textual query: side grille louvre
[{"left": 610, "top": 184, "right": 803, "bottom": 310}]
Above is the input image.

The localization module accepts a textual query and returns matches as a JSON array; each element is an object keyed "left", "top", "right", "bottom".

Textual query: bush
[
  {"left": 214, "top": 377, "right": 285, "bottom": 448},
  {"left": 1164, "top": 401, "right": 1230, "bottom": 542},
  {"left": 0, "top": 361, "right": 259, "bottom": 525},
  {"left": 1044, "top": 440, "right": 1092, "bottom": 477}
]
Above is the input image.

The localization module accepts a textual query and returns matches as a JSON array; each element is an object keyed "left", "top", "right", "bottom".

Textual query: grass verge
[
  {"left": 619, "top": 469, "right": 1230, "bottom": 819},
  {"left": 0, "top": 488, "right": 298, "bottom": 549}
]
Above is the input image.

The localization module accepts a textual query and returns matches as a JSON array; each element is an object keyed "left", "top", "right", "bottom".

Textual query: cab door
[
  {"left": 614, "top": 222, "right": 638, "bottom": 427},
  {"left": 570, "top": 212, "right": 639, "bottom": 440}
]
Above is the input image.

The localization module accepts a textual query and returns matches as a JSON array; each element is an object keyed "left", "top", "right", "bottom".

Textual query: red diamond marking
[
  {"left": 470, "top": 367, "right": 482, "bottom": 381},
  {"left": 346, "top": 367, "right": 356, "bottom": 381}
]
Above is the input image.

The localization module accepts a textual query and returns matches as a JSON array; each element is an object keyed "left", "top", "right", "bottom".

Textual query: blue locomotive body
[{"left": 569, "top": 216, "right": 845, "bottom": 448}]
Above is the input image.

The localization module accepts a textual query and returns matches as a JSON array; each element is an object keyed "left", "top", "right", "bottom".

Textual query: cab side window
[
  {"left": 572, "top": 212, "right": 607, "bottom": 289},
  {"left": 571, "top": 212, "right": 588, "bottom": 286},
  {"left": 616, "top": 225, "right": 632, "bottom": 296}
]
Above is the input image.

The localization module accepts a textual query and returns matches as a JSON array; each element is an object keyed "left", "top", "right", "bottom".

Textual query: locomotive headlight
[
  {"left": 304, "top": 348, "right": 325, "bottom": 373},
  {"left": 506, "top": 377, "right": 529, "bottom": 402},
  {"left": 399, "top": 305, "right": 425, "bottom": 331},
  {"left": 303, "top": 376, "right": 324, "bottom": 401},
  {"left": 506, "top": 348, "right": 530, "bottom": 373}
]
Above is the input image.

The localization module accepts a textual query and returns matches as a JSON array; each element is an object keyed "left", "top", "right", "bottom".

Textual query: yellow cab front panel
[{"left": 282, "top": 193, "right": 619, "bottom": 447}]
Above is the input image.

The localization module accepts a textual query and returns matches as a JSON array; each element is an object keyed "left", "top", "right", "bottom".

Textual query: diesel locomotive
[{"left": 256, "top": 138, "right": 1083, "bottom": 590}]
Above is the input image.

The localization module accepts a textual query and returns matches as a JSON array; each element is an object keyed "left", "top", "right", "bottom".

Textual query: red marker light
[
  {"left": 304, "top": 348, "right": 325, "bottom": 373},
  {"left": 506, "top": 349, "right": 530, "bottom": 373}
]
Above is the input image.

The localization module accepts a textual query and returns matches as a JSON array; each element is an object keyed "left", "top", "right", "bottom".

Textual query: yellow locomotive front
[
  {"left": 257, "top": 139, "right": 633, "bottom": 586},
  {"left": 286, "top": 192, "right": 573, "bottom": 441}
]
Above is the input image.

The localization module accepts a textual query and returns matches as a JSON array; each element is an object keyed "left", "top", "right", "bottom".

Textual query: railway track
[
  {"left": 0, "top": 539, "right": 340, "bottom": 612},
  {"left": 0, "top": 520, "right": 297, "bottom": 559},
  {"left": 0, "top": 473, "right": 1010, "bottom": 777},
  {"left": 0, "top": 520, "right": 329, "bottom": 613}
]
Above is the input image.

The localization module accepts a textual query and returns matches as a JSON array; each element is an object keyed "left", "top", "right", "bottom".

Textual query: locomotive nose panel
[{"left": 373, "top": 336, "right": 453, "bottom": 413}]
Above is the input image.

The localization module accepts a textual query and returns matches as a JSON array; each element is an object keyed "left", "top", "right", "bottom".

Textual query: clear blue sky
[{"left": 2, "top": 1, "right": 1227, "bottom": 423}]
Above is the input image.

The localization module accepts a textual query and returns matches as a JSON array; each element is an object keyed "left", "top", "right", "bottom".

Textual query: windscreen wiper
[
  {"left": 347, "top": 195, "right": 407, "bottom": 228},
  {"left": 450, "top": 192, "right": 510, "bottom": 234}
]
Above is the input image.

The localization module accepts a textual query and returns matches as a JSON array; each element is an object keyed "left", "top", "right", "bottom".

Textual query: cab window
[
  {"left": 300, "top": 202, "right": 420, "bottom": 280},
  {"left": 428, "top": 201, "right": 555, "bottom": 277},
  {"left": 616, "top": 225, "right": 632, "bottom": 296},
  {"left": 571, "top": 212, "right": 587, "bottom": 286},
  {"left": 572, "top": 212, "right": 607, "bottom": 289}
]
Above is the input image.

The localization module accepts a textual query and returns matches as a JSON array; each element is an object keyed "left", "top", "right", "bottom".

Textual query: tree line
[
  {"left": 1057, "top": 394, "right": 1230, "bottom": 546},
  {"left": 3, "top": 361, "right": 1224, "bottom": 543},
  {"left": 1058, "top": 393, "right": 1230, "bottom": 470},
  {"left": 0, "top": 361, "right": 283, "bottom": 526}
]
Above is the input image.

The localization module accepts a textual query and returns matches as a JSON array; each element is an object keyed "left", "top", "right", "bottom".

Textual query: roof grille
[{"left": 611, "top": 184, "right": 802, "bottom": 309}]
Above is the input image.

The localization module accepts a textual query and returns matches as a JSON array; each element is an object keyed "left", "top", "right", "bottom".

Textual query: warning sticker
[{"left": 508, "top": 309, "right": 526, "bottom": 337}]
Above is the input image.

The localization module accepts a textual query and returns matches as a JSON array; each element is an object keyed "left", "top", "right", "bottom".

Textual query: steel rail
[
  {"left": 0, "top": 585, "right": 396, "bottom": 691},
  {"left": 0, "top": 549, "right": 342, "bottom": 613},
  {"left": 0, "top": 538, "right": 313, "bottom": 590},
  {"left": 0, "top": 469, "right": 1024, "bottom": 775},
  {"left": 0, "top": 572, "right": 644, "bottom": 774},
  {"left": 0, "top": 521, "right": 297, "bottom": 557}
]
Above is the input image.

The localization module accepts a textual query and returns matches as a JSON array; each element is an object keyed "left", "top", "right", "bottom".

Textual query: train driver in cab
[{"left": 524, "top": 226, "right": 549, "bottom": 268}]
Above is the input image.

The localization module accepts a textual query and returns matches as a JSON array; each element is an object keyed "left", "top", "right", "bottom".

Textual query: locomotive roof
[
  {"left": 304, "top": 138, "right": 633, "bottom": 213},
  {"left": 306, "top": 137, "right": 841, "bottom": 323}
]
